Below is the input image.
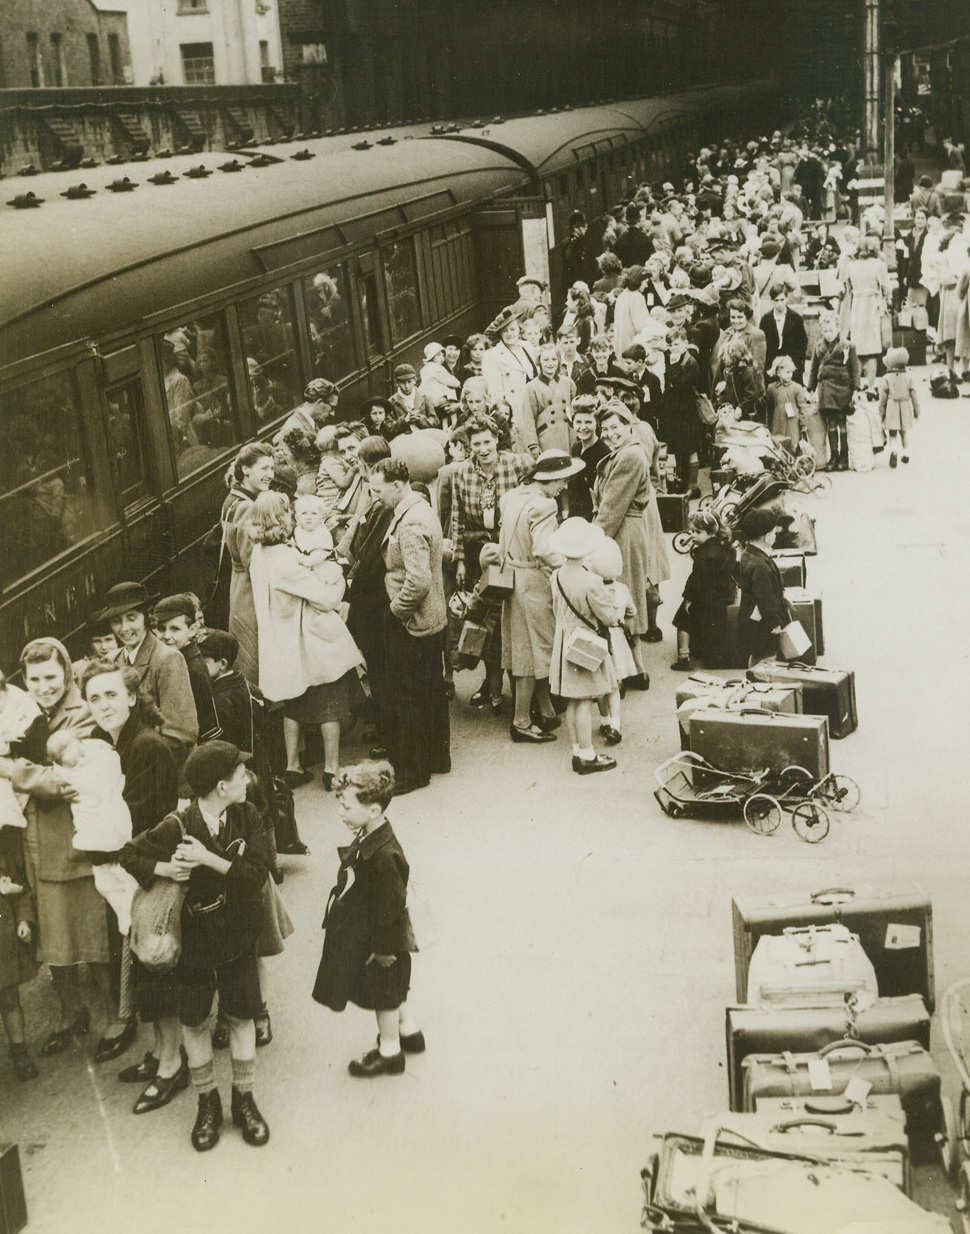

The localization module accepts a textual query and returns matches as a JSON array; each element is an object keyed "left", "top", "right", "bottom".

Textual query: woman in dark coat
[
  {"left": 736, "top": 507, "right": 791, "bottom": 666},
  {"left": 312, "top": 761, "right": 421, "bottom": 1078},
  {"left": 219, "top": 443, "right": 276, "bottom": 683},
  {"left": 659, "top": 328, "right": 703, "bottom": 495}
]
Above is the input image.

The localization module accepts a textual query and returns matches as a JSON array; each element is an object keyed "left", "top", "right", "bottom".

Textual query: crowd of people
[{"left": 1, "top": 102, "right": 964, "bottom": 1162}]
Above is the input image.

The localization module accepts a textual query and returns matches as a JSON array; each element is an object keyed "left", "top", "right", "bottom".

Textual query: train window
[
  {"left": 161, "top": 315, "right": 240, "bottom": 480},
  {"left": 302, "top": 264, "right": 355, "bottom": 383},
  {"left": 0, "top": 371, "right": 99, "bottom": 590},
  {"left": 240, "top": 287, "right": 301, "bottom": 421},
  {"left": 559, "top": 176, "right": 568, "bottom": 196},
  {"left": 381, "top": 239, "right": 421, "bottom": 345},
  {"left": 428, "top": 220, "right": 476, "bottom": 321},
  {"left": 105, "top": 379, "right": 151, "bottom": 504},
  {"left": 358, "top": 268, "right": 384, "bottom": 358}
]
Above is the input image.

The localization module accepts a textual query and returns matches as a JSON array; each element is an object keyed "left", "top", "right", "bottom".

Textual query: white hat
[
  {"left": 548, "top": 517, "right": 605, "bottom": 559},
  {"left": 423, "top": 341, "right": 445, "bottom": 363},
  {"left": 527, "top": 449, "right": 585, "bottom": 483}
]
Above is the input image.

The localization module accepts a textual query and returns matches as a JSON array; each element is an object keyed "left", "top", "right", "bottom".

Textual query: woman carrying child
[
  {"left": 312, "top": 760, "right": 423, "bottom": 1078},
  {"left": 672, "top": 511, "right": 738, "bottom": 671},
  {"left": 548, "top": 518, "right": 621, "bottom": 776}
]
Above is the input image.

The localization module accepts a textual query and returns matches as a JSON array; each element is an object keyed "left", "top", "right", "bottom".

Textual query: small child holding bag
[
  {"left": 548, "top": 518, "right": 622, "bottom": 776},
  {"left": 584, "top": 537, "right": 637, "bottom": 746},
  {"left": 878, "top": 346, "right": 921, "bottom": 468}
]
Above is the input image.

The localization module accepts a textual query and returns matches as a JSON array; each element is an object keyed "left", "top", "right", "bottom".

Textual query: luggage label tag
[
  {"left": 885, "top": 923, "right": 921, "bottom": 949},
  {"left": 843, "top": 1076, "right": 873, "bottom": 1107},
  {"left": 807, "top": 1057, "right": 833, "bottom": 1091}
]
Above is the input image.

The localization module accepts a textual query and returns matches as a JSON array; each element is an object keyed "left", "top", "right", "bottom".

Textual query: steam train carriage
[{"left": 0, "top": 80, "right": 778, "bottom": 665}]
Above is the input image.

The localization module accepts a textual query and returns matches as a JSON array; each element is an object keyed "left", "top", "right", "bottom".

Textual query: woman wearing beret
[{"left": 482, "top": 311, "right": 538, "bottom": 420}]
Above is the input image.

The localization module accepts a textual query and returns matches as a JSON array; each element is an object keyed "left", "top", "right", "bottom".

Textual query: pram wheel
[
  {"left": 672, "top": 532, "right": 694, "bottom": 555},
  {"left": 809, "top": 472, "right": 832, "bottom": 493},
  {"left": 698, "top": 494, "right": 713, "bottom": 511},
  {"left": 744, "top": 794, "right": 782, "bottom": 835},
  {"left": 959, "top": 1163, "right": 970, "bottom": 1234},
  {"left": 793, "top": 453, "right": 817, "bottom": 480},
  {"left": 721, "top": 502, "right": 739, "bottom": 523},
  {"left": 665, "top": 801, "right": 686, "bottom": 819},
  {"left": 938, "top": 1094, "right": 960, "bottom": 1179},
  {"left": 791, "top": 801, "right": 830, "bottom": 843},
  {"left": 816, "top": 773, "right": 861, "bottom": 813},
  {"left": 961, "top": 1088, "right": 970, "bottom": 1150},
  {"left": 779, "top": 764, "right": 815, "bottom": 787}
]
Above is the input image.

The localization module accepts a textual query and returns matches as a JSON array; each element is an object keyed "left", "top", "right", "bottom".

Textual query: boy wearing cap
[
  {"left": 388, "top": 364, "right": 437, "bottom": 429},
  {"left": 119, "top": 741, "right": 271, "bottom": 1152},
  {"left": 154, "top": 595, "right": 220, "bottom": 745},
  {"left": 100, "top": 582, "right": 199, "bottom": 758}
]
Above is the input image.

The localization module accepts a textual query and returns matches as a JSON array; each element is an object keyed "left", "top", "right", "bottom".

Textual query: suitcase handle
[
  {"left": 810, "top": 888, "right": 857, "bottom": 906},
  {"left": 771, "top": 1118, "right": 839, "bottom": 1135},
  {"left": 817, "top": 1038, "right": 873, "bottom": 1058}
]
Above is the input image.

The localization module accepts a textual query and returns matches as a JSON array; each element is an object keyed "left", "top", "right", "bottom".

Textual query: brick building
[{"left": 0, "top": 0, "right": 131, "bottom": 89}]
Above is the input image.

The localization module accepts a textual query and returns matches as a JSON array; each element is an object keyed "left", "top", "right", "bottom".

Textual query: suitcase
[
  {"left": 770, "top": 550, "right": 807, "bottom": 587},
  {"left": 741, "top": 1038, "right": 942, "bottom": 1141},
  {"left": 689, "top": 709, "right": 830, "bottom": 780},
  {"left": 731, "top": 884, "right": 934, "bottom": 1009},
  {"left": 675, "top": 677, "right": 802, "bottom": 749},
  {"left": 747, "top": 660, "right": 858, "bottom": 739},
  {"left": 701, "top": 1107, "right": 911, "bottom": 1193},
  {"left": 0, "top": 1145, "right": 26, "bottom": 1234},
  {"left": 892, "top": 326, "right": 927, "bottom": 366},
  {"left": 657, "top": 492, "right": 689, "bottom": 533},
  {"left": 746, "top": 924, "right": 879, "bottom": 1011},
  {"left": 725, "top": 995, "right": 932, "bottom": 1110},
  {"left": 724, "top": 601, "right": 818, "bottom": 667},
  {"left": 784, "top": 587, "right": 824, "bottom": 656},
  {"left": 645, "top": 1131, "right": 948, "bottom": 1233}
]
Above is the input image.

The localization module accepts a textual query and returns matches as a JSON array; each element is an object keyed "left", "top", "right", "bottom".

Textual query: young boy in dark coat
[
  {"left": 120, "top": 741, "right": 271, "bottom": 1152},
  {"left": 154, "top": 594, "right": 221, "bottom": 744},
  {"left": 312, "top": 760, "right": 422, "bottom": 1077},
  {"left": 736, "top": 507, "right": 791, "bottom": 666}
]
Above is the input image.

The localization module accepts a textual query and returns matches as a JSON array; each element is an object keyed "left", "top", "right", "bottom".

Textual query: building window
[
  {"left": 87, "top": 34, "right": 102, "bottom": 86},
  {"left": 27, "top": 33, "right": 42, "bottom": 87},
  {"left": 107, "top": 34, "right": 123, "bottom": 85},
  {"left": 177, "top": 0, "right": 209, "bottom": 12},
  {"left": 181, "top": 43, "right": 215, "bottom": 85},
  {"left": 50, "top": 33, "right": 65, "bottom": 87}
]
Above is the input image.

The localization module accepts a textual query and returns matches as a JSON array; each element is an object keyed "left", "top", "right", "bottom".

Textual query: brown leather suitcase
[
  {"left": 747, "top": 660, "right": 858, "bottom": 739},
  {"left": 688, "top": 708, "right": 830, "bottom": 780}
]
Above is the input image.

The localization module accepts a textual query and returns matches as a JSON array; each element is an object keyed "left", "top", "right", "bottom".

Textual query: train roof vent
[
  {"left": 291, "top": 149, "right": 315, "bottom": 161},
  {"left": 218, "top": 160, "right": 245, "bottom": 172},
  {"left": 157, "top": 148, "right": 173, "bottom": 159},
  {"left": 80, "top": 157, "right": 99, "bottom": 168},
  {"left": 377, "top": 136, "right": 397, "bottom": 146},
  {"left": 185, "top": 165, "right": 212, "bottom": 179},
  {"left": 106, "top": 155, "right": 127, "bottom": 166},
  {"left": 7, "top": 192, "right": 43, "bottom": 208},
  {"left": 148, "top": 171, "right": 179, "bottom": 185},
  {"left": 106, "top": 177, "right": 138, "bottom": 192},
  {"left": 61, "top": 184, "right": 96, "bottom": 199},
  {"left": 249, "top": 153, "right": 279, "bottom": 167},
  {"left": 352, "top": 140, "right": 373, "bottom": 151},
  {"left": 130, "top": 151, "right": 150, "bottom": 162},
  {"left": 17, "top": 164, "right": 41, "bottom": 177}
]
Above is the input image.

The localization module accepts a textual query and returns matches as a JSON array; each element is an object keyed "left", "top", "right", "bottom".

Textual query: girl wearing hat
[
  {"left": 499, "top": 451, "right": 584, "bottom": 742},
  {"left": 418, "top": 342, "right": 461, "bottom": 421},
  {"left": 482, "top": 311, "right": 538, "bottom": 418},
  {"left": 547, "top": 519, "right": 618, "bottom": 775},
  {"left": 878, "top": 347, "right": 920, "bottom": 467}
]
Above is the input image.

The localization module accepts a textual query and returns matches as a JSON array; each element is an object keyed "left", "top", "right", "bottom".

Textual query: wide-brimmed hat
[
  {"left": 667, "top": 293, "right": 694, "bottom": 312},
  {"left": 98, "top": 582, "right": 159, "bottom": 624},
  {"left": 423, "top": 341, "right": 445, "bottom": 363},
  {"left": 484, "top": 305, "right": 522, "bottom": 339},
  {"left": 441, "top": 334, "right": 464, "bottom": 349},
  {"left": 689, "top": 263, "right": 713, "bottom": 288},
  {"left": 361, "top": 395, "right": 396, "bottom": 415},
  {"left": 548, "top": 517, "right": 605, "bottom": 559},
  {"left": 527, "top": 449, "right": 585, "bottom": 483}
]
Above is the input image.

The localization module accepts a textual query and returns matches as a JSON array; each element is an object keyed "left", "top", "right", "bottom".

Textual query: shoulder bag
[
  {"left": 557, "top": 575, "right": 610, "bottom": 671},
  {"left": 129, "top": 815, "right": 188, "bottom": 972}
]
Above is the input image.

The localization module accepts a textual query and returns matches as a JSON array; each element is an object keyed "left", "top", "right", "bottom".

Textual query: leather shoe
[
  {"left": 276, "top": 841, "right": 310, "bottom": 856},
  {"left": 572, "top": 754, "right": 617, "bottom": 775},
  {"left": 118, "top": 1051, "right": 158, "bottom": 1083},
  {"left": 41, "top": 1006, "right": 90, "bottom": 1056},
  {"left": 94, "top": 1015, "right": 137, "bottom": 1064},
  {"left": 509, "top": 723, "right": 555, "bottom": 744},
  {"left": 641, "top": 629, "right": 663, "bottom": 642},
  {"left": 283, "top": 769, "right": 313, "bottom": 789},
  {"left": 133, "top": 1057, "right": 189, "bottom": 1114},
  {"left": 191, "top": 1090, "right": 223, "bottom": 1152},
  {"left": 255, "top": 1011, "right": 273, "bottom": 1048},
  {"left": 623, "top": 673, "right": 650, "bottom": 691},
  {"left": 599, "top": 724, "right": 623, "bottom": 745},
  {"left": 400, "top": 1030, "right": 426, "bottom": 1054},
  {"left": 349, "top": 1046, "right": 405, "bottom": 1077},
  {"left": 470, "top": 683, "right": 490, "bottom": 707},
  {"left": 231, "top": 1088, "right": 270, "bottom": 1146}
]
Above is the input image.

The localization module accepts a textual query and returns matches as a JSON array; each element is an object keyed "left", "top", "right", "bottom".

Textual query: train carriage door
[
  {"left": 473, "top": 197, "right": 550, "bottom": 324},
  {"left": 100, "top": 344, "right": 173, "bottom": 583}
]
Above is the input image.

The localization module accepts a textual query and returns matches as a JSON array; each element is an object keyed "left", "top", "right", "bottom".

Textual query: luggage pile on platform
[{"left": 640, "top": 884, "right": 962, "bottom": 1232}]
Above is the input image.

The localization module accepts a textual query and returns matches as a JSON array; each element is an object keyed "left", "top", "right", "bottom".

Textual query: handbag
[
  {"left": 129, "top": 816, "right": 188, "bottom": 972},
  {"left": 778, "top": 619, "right": 812, "bottom": 661},
  {"left": 695, "top": 391, "right": 718, "bottom": 426},
  {"left": 557, "top": 575, "right": 610, "bottom": 671},
  {"left": 879, "top": 311, "right": 893, "bottom": 352},
  {"left": 481, "top": 503, "right": 527, "bottom": 601}
]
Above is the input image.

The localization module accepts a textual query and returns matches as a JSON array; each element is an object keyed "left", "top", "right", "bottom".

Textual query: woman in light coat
[
  {"left": 612, "top": 265, "right": 651, "bottom": 358},
  {"left": 518, "top": 344, "right": 575, "bottom": 458},
  {"left": 482, "top": 310, "right": 538, "bottom": 421},
  {"left": 249, "top": 491, "right": 363, "bottom": 790},
  {"left": 842, "top": 235, "right": 893, "bottom": 383}
]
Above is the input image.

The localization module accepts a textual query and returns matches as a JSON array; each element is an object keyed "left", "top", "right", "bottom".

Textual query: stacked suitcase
[{"left": 640, "top": 883, "right": 957, "bottom": 1233}]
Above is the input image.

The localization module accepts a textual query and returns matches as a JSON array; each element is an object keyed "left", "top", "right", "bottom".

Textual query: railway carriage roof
[{"left": 0, "top": 138, "right": 526, "bottom": 366}]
